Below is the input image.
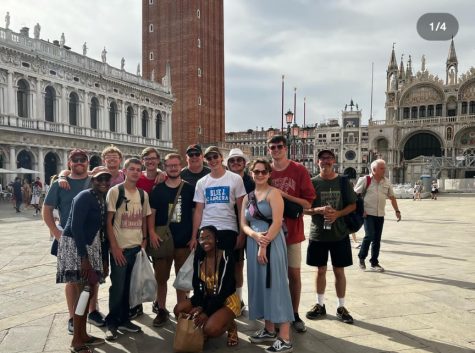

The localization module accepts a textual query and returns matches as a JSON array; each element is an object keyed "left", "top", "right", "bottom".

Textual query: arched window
[
  {"left": 17, "top": 79, "right": 29, "bottom": 118},
  {"left": 69, "top": 92, "right": 79, "bottom": 126},
  {"left": 411, "top": 106, "right": 417, "bottom": 119},
  {"left": 109, "top": 101, "right": 117, "bottom": 132},
  {"left": 419, "top": 106, "right": 426, "bottom": 118},
  {"left": 428, "top": 105, "right": 434, "bottom": 117},
  {"left": 461, "top": 102, "right": 468, "bottom": 114},
  {"left": 126, "top": 106, "right": 134, "bottom": 135},
  {"left": 197, "top": 38, "right": 201, "bottom": 48},
  {"left": 435, "top": 104, "right": 442, "bottom": 116},
  {"left": 446, "top": 127, "right": 453, "bottom": 140},
  {"left": 155, "top": 112, "right": 162, "bottom": 139},
  {"left": 90, "top": 97, "right": 99, "bottom": 129},
  {"left": 469, "top": 101, "right": 475, "bottom": 114},
  {"left": 45, "top": 86, "right": 55, "bottom": 122},
  {"left": 403, "top": 107, "right": 410, "bottom": 119},
  {"left": 142, "top": 110, "right": 149, "bottom": 137}
]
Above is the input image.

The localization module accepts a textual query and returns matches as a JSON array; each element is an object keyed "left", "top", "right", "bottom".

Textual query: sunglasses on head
[
  {"left": 252, "top": 169, "right": 269, "bottom": 176},
  {"left": 187, "top": 152, "right": 201, "bottom": 158},
  {"left": 205, "top": 154, "right": 220, "bottom": 161},
  {"left": 269, "top": 144, "right": 285, "bottom": 151},
  {"left": 71, "top": 157, "right": 87, "bottom": 163},
  {"left": 95, "top": 175, "right": 111, "bottom": 183},
  {"left": 228, "top": 158, "right": 244, "bottom": 164}
]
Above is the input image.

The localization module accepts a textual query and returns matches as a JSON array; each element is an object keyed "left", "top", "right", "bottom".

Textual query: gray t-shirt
[
  {"left": 309, "top": 175, "right": 356, "bottom": 242},
  {"left": 44, "top": 177, "right": 91, "bottom": 228}
]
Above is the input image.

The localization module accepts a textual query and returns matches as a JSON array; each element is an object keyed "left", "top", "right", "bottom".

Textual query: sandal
[
  {"left": 70, "top": 345, "right": 93, "bottom": 353},
  {"left": 226, "top": 320, "right": 239, "bottom": 347},
  {"left": 85, "top": 336, "right": 105, "bottom": 346}
]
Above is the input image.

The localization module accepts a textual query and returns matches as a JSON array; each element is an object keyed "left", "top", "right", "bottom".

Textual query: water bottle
[{"left": 75, "top": 285, "right": 90, "bottom": 316}]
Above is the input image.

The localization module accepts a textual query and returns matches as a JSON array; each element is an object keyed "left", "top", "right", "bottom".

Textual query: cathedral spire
[
  {"left": 388, "top": 43, "right": 398, "bottom": 71},
  {"left": 398, "top": 54, "right": 405, "bottom": 81},
  {"left": 406, "top": 55, "right": 413, "bottom": 79},
  {"left": 447, "top": 37, "right": 458, "bottom": 65}
]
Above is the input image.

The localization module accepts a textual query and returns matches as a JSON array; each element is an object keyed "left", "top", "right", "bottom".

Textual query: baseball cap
[
  {"left": 317, "top": 149, "right": 336, "bottom": 159},
  {"left": 69, "top": 149, "right": 88, "bottom": 160},
  {"left": 203, "top": 146, "right": 222, "bottom": 158},
  {"left": 186, "top": 144, "right": 202, "bottom": 154},
  {"left": 91, "top": 166, "right": 112, "bottom": 178}
]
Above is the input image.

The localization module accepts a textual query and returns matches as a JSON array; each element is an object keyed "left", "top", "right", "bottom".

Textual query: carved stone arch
[
  {"left": 458, "top": 78, "right": 475, "bottom": 101},
  {"left": 454, "top": 126, "right": 475, "bottom": 148},
  {"left": 400, "top": 130, "right": 444, "bottom": 160},
  {"left": 399, "top": 83, "right": 444, "bottom": 107}
]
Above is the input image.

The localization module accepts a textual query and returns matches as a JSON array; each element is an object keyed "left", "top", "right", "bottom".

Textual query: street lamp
[{"left": 285, "top": 110, "right": 294, "bottom": 158}]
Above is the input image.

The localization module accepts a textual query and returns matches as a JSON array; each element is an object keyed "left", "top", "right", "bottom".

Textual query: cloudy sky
[{"left": 2, "top": 0, "right": 473, "bottom": 132}]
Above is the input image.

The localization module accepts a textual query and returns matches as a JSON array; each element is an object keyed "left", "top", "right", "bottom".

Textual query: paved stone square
[{"left": 0, "top": 195, "right": 474, "bottom": 353}]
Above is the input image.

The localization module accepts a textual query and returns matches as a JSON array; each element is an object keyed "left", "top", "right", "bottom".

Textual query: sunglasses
[
  {"left": 187, "top": 152, "right": 201, "bottom": 158},
  {"left": 205, "top": 154, "right": 220, "bottom": 161},
  {"left": 71, "top": 157, "right": 87, "bottom": 163},
  {"left": 269, "top": 144, "right": 285, "bottom": 151},
  {"left": 228, "top": 158, "right": 244, "bottom": 164},
  {"left": 252, "top": 169, "right": 269, "bottom": 176},
  {"left": 95, "top": 175, "right": 111, "bottom": 183}
]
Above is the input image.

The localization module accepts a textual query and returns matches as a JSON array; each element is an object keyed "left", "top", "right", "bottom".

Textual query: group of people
[
  {"left": 9, "top": 176, "right": 43, "bottom": 214},
  {"left": 42, "top": 136, "right": 401, "bottom": 353}
]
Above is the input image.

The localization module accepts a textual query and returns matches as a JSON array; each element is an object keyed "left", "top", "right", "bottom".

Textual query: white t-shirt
[{"left": 194, "top": 170, "right": 246, "bottom": 232}]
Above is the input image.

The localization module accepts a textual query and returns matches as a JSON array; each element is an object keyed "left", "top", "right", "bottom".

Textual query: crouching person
[{"left": 174, "top": 226, "right": 240, "bottom": 347}]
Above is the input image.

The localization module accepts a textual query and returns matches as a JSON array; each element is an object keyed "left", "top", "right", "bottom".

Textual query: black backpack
[
  {"left": 339, "top": 175, "right": 370, "bottom": 233},
  {"left": 115, "top": 183, "right": 145, "bottom": 211}
]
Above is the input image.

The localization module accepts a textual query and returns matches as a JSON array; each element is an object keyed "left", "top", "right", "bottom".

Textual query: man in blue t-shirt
[{"left": 43, "top": 149, "right": 106, "bottom": 333}]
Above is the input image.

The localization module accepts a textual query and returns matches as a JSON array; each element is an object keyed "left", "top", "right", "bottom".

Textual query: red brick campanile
[{"left": 142, "top": 0, "right": 225, "bottom": 155}]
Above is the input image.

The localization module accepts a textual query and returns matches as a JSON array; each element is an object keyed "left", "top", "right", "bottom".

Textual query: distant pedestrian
[
  {"left": 355, "top": 159, "right": 401, "bottom": 272},
  {"left": 414, "top": 182, "right": 422, "bottom": 201},
  {"left": 31, "top": 177, "right": 42, "bottom": 216},
  {"left": 12, "top": 177, "right": 22, "bottom": 212},
  {"left": 431, "top": 181, "right": 438, "bottom": 200}
]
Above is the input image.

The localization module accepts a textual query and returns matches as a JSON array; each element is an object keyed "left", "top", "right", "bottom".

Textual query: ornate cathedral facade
[
  {"left": 371, "top": 39, "right": 475, "bottom": 182},
  {"left": 0, "top": 24, "right": 175, "bottom": 184}
]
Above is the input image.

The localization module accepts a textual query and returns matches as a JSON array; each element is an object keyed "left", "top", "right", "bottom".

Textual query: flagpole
[{"left": 281, "top": 75, "right": 285, "bottom": 133}]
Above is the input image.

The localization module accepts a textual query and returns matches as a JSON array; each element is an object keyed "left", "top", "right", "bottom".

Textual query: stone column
[
  {"left": 7, "top": 71, "right": 15, "bottom": 115},
  {"left": 35, "top": 79, "right": 42, "bottom": 120},
  {"left": 38, "top": 148, "right": 44, "bottom": 181},
  {"left": 61, "top": 86, "right": 67, "bottom": 124},
  {"left": 9, "top": 146, "right": 16, "bottom": 184},
  {"left": 167, "top": 112, "right": 172, "bottom": 141},
  {"left": 62, "top": 150, "right": 69, "bottom": 170}
]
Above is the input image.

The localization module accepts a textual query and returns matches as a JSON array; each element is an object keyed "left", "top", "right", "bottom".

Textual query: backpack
[
  {"left": 115, "top": 183, "right": 145, "bottom": 211},
  {"left": 340, "top": 175, "right": 371, "bottom": 234}
]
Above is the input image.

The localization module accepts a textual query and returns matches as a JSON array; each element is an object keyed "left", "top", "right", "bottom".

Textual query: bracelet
[
  {"left": 395, "top": 210, "right": 400, "bottom": 213},
  {"left": 59, "top": 175, "right": 67, "bottom": 179}
]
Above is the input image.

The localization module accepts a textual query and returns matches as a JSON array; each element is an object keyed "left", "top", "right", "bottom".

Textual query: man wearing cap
[
  {"left": 191, "top": 146, "right": 246, "bottom": 254},
  {"left": 180, "top": 144, "right": 210, "bottom": 187},
  {"left": 226, "top": 148, "right": 254, "bottom": 312},
  {"left": 43, "top": 149, "right": 102, "bottom": 334},
  {"left": 304, "top": 149, "right": 356, "bottom": 324},
  {"left": 267, "top": 135, "right": 316, "bottom": 333}
]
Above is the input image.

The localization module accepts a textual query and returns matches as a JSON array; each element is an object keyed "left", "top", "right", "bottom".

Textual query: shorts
[
  {"left": 216, "top": 229, "right": 238, "bottom": 251},
  {"left": 287, "top": 242, "right": 302, "bottom": 269},
  {"left": 153, "top": 247, "right": 191, "bottom": 285},
  {"left": 306, "top": 236, "right": 353, "bottom": 268}
]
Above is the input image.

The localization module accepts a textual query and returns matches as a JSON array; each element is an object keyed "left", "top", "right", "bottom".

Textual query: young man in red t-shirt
[
  {"left": 267, "top": 135, "right": 316, "bottom": 333},
  {"left": 136, "top": 147, "right": 163, "bottom": 194}
]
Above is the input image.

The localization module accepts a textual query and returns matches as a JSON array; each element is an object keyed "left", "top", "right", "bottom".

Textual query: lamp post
[{"left": 285, "top": 110, "right": 294, "bottom": 159}]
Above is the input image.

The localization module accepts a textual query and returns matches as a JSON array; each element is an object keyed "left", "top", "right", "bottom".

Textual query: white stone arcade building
[{"left": 0, "top": 24, "right": 175, "bottom": 185}]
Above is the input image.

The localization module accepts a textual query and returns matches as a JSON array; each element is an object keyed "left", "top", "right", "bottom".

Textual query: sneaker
[
  {"left": 249, "top": 328, "right": 277, "bottom": 343},
  {"left": 87, "top": 310, "right": 106, "bottom": 327},
  {"left": 305, "top": 303, "right": 326, "bottom": 320},
  {"left": 67, "top": 318, "right": 73, "bottom": 335},
  {"left": 152, "top": 308, "right": 170, "bottom": 327},
  {"left": 105, "top": 327, "right": 119, "bottom": 341},
  {"left": 152, "top": 301, "right": 159, "bottom": 314},
  {"left": 265, "top": 337, "right": 293, "bottom": 353},
  {"left": 371, "top": 264, "right": 385, "bottom": 272},
  {"left": 336, "top": 306, "right": 354, "bottom": 324},
  {"left": 359, "top": 259, "right": 366, "bottom": 270},
  {"left": 291, "top": 313, "right": 306, "bottom": 333},
  {"left": 128, "top": 304, "right": 144, "bottom": 320},
  {"left": 118, "top": 321, "right": 142, "bottom": 333}
]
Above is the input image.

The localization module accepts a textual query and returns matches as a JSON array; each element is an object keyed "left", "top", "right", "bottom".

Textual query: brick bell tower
[{"left": 142, "top": 0, "right": 225, "bottom": 155}]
